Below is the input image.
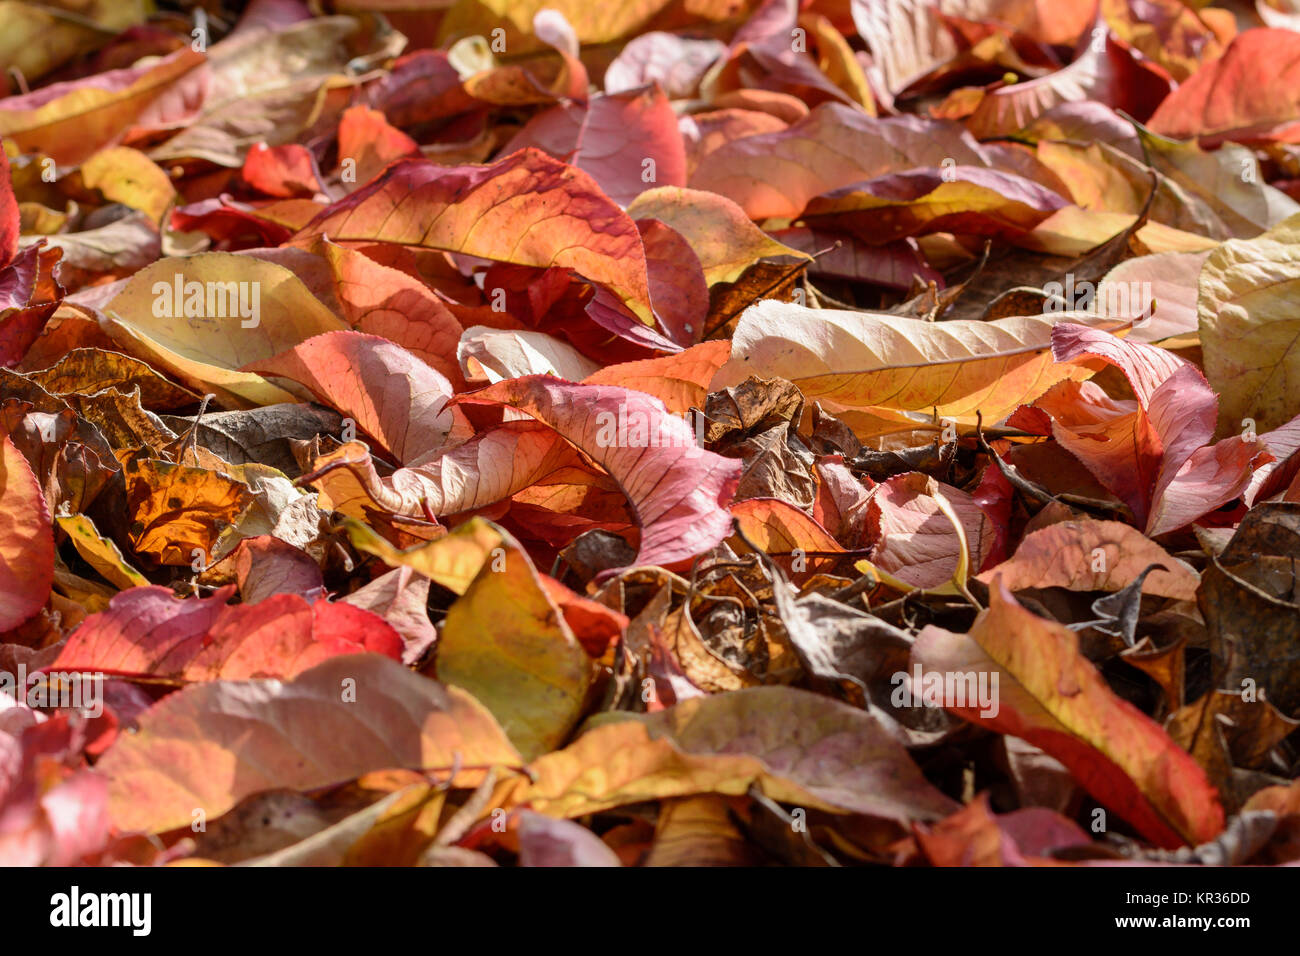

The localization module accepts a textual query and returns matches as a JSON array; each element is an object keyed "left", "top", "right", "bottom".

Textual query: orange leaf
[
  {"left": 291, "top": 151, "right": 656, "bottom": 324},
  {"left": 977, "top": 518, "right": 1199, "bottom": 600},
  {"left": 336, "top": 105, "right": 420, "bottom": 185},
  {"left": 320, "top": 241, "right": 466, "bottom": 388},
  {"left": 0, "top": 431, "right": 54, "bottom": 631},
  {"left": 913, "top": 578, "right": 1224, "bottom": 848},
  {"left": 583, "top": 340, "right": 731, "bottom": 414},
  {"left": 97, "top": 654, "right": 522, "bottom": 834},
  {"left": 1147, "top": 28, "right": 1300, "bottom": 146},
  {"left": 730, "top": 496, "right": 844, "bottom": 579}
]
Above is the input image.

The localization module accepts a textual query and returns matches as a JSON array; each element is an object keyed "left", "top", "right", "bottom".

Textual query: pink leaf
[
  {"left": 245, "top": 331, "right": 471, "bottom": 466},
  {"left": 867, "top": 473, "right": 993, "bottom": 588},
  {"left": 458, "top": 376, "right": 741, "bottom": 568}
]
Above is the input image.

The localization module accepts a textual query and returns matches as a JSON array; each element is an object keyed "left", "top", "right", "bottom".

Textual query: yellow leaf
[
  {"left": 625, "top": 187, "right": 807, "bottom": 286},
  {"left": 1199, "top": 211, "right": 1300, "bottom": 432},
  {"left": 344, "top": 517, "right": 506, "bottom": 595},
  {"left": 56, "top": 512, "right": 148, "bottom": 590},
  {"left": 76, "top": 147, "right": 176, "bottom": 224},
  {"left": 103, "top": 254, "right": 348, "bottom": 408},
  {"left": 719, "top": 300, "right": 1125, "bottom": 421},
  {"left": 436, "top": 539, "right": 593, "bottom": 760},
  {"left": 582, "top": 340, "right": 731, "bottom": 414}
]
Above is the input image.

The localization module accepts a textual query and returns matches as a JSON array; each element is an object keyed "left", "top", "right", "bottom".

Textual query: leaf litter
[{"left": 2, "top": 0, "right": 1300, "bottom": 869}]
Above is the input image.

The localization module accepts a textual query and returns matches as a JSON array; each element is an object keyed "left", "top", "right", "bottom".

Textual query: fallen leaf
[
  {"left": 803, "top": 166, "right": 1068, "bottom": 244},
  {"left": 719, "top": 300, "right": 1121, "bottom": 421},
  {"left": 436, "top": 539, "right": 593, "bottom": 760},
  {"left": 320, "top": 242, "right": 466, "bottom": 388},
  {"left": 246, "top": 331, "right": 469, "bottom": 466},
  {"left": 582, "top": 340, "right": 731, "bottom": 415},
  {"left": 55, "top": 511, "right": 148, "bottom": 590},
  {"left": 102, "top": 254, "right": 348, "bottom": 408},
  {"left": 625, "top": 186, "right": 808, "bottom": 286},
  {"left": 97, "top": 654, "right": 522, "bottom": 833},
  {"left": 0, "top": 47, "right": 208, "bottom": 164},
  {"left": 292, "top": 151, "right": 657, "bottom": 325},
  {"left": 123, "top": 458, "right": 252, "bottom": 566},
  {"left": 978, "top": 517, "right": 1199, "bottom": 600},
  {"left": 515, "top": 809, "right": 622, "bottom": 867},
  {"left": 1147, "top": 28, "right": 1300, "bottom": 146},
  {"left": 0, "top": 429, "right": 54, "bottom": 630},
  {"left": 505, "top": 86, "right": 686, "bottom": 206},
  {"left": 507, "top": 686, "right": 959, "bottom": 822},
  {"left": 459, "top": 327, "right": 600, "bottom": 385},
  {"left": 26, "top": 348, "right": 198, "bottom": 410},
  {"left": 459, "top": 376, "right": 741, "bottom": 569},
  {"left": 75, "top": 147, "right": 177, "bottom": 224},
  {"left": 690, "top": 104, "right": 989, "bottom": 219},
  {"left": 913, "top": 578, "right": 1224, "bottom": 848},
  {"left": 1199, "top": 212, "right": 1300, "bottom": 434},
  {"left": 866, "top": 472, "right": 992, "bottom": 590},
  {"left": 1200, "top": 503, "right": 1300, "bottom": 717}
]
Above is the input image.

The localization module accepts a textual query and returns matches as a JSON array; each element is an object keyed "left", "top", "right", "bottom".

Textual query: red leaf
[
  {"left": 241, "top": 142, "right": 323, "bottom": 199},
  {"left": 0, "top": 149, "right": 17, "bottom": 266},
  {"left": 867, "top": 473, "right": 994, "bottom": 589},
  {"left": 1035, "top": 323, "right": 1272, "bottom": 534},
  {"left": 51, "top": 587, "right": 403, "bottom": 681},
  {"left": 505, "top": 85, "right": 687, "bottom": 205}
]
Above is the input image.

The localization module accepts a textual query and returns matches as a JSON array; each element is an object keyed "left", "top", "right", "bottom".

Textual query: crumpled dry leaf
[
  {"left": 506, "top": 685, "right": 959, "bottom": 823},
  {"left": 1200, "top": 503, "right": 1300, "bottom": 717}
]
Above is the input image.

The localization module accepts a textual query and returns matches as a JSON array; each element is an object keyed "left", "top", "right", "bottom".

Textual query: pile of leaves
[{"left": 4, "top": 0, "right": 1300, "bottom": 867}]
